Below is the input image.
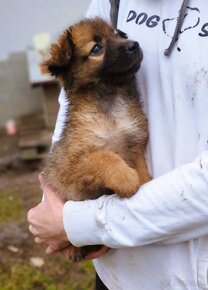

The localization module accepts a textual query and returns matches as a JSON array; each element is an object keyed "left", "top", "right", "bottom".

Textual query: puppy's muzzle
[
  {"left": 126, "top": 41, "right": 139, "bottom": 54},
  {"left": 125, "top": 41, "right": 143, "bottom": 61}
]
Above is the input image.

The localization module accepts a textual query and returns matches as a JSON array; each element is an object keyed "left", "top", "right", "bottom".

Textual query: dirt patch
[{"left": 0, "top": 168, "right": 95, "bottom": 290}]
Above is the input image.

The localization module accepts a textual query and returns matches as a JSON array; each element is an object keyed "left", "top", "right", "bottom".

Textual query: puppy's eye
[{"left": 90, "top": 44, "right": 103, "bottom": 55}]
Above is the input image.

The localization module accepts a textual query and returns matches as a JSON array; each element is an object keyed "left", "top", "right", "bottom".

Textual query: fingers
[
  {"left": 34, "top": 237, "right": 44, "bottom": 244},
  {"left": 28, "top": 222, "right": 41, "bottom": 237},
  {"left": 28, "top": 225, "right": 44, "bottom": 244},
  {"left": 28, "top": 224, "right": 37, "bottom": 235},
  {"left": 46, "top": 243, "right": 72, "bottom": 255}
]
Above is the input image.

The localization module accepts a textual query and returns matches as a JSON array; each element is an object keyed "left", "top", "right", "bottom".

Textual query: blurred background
[{"left": 0, "top": 1, "right": 97, "bottom": 289}]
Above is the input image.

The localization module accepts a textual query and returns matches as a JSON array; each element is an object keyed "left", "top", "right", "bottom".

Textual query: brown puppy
[{"left": 43, "top": 17, "right": 150, "bottom": 261}]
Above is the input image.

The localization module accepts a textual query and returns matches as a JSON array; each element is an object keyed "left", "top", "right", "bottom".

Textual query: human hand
[{"left": 27, "top": 173, "right": 70, "bottom": 255}]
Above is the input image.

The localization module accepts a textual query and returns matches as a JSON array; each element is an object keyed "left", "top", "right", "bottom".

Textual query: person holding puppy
[{"left": 27, "top": 1, "right": 208, "bottom": 290}]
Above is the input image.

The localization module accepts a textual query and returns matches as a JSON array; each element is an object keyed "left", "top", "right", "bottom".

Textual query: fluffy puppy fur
[{"left": 43, "top": 17, "right": 150, "bottom": 261}]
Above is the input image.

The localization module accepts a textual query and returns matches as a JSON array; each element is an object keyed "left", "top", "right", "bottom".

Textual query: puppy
[{"left": 43, "top": 17, "right": 150, "bottom": 261}]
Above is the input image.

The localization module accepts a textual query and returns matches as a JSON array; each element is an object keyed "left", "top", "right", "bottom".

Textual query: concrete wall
[
  {"left": 0, "top": 52, "right": 44, "bottom": 126},
  {"left": 0, "top": 0, "right": 91, "bottom": 127},
  {"left": 0, "top": 0, "right": 91, "bottom": 60}
]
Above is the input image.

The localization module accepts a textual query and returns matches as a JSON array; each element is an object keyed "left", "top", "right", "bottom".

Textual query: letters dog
[{"left": 43, "top": 17, "right": 150, "bottom": 261}]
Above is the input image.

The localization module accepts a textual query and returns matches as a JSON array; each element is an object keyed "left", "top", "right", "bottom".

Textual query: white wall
[
  {"left": 0, "top": 0, "right": 91, "bottom": 127},
  {"left": 0, "top": 0, "right": 91, "bottom": 60}
]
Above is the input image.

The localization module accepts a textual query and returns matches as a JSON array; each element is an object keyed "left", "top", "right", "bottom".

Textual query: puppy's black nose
[{"left": 126, "top": 41, "right": 140, "bottom": 54}]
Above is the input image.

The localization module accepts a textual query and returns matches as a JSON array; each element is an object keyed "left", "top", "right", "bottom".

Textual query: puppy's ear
[{"left": 44, "top": 30, "right": 73, "bottom": 77}]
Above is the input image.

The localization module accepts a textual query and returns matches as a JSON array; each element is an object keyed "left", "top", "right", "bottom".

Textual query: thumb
[
  {"left": 39, "top": 172, "right": 45, "bottom": 191},
  {"left": 39, "top": 174, "right": 56, "bottom": 200}
]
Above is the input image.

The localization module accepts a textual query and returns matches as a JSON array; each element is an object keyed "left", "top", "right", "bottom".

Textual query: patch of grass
[
  {"left": 0, "top": 191, "right": 24, "bottom": 225},
  {"left": 0, "top": 262, "right": 57, "bottom": 290},
  {"left": 0, "top": 260, "right": 95, "bottom": 290},
  {"left": 79, "top": 261, "right": 95, "bottom": 289},
  {"left": 0, "top": 173, "right": 95, "bottom": 290}
]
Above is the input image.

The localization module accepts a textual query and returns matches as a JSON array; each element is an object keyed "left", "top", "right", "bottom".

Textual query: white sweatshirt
[{"left": 53, "top": 1, "right": 208, "bottom": 289}]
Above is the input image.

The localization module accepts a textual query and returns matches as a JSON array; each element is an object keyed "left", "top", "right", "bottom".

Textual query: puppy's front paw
[
  {"left": 71, "top": 248, "right": 84, "bottom": 262},
  {"left": 114, "top": 168, "right": 140, "bottom": 198},
  {"left": 70, "top": 245, "right": 103, "bottom": 262}
]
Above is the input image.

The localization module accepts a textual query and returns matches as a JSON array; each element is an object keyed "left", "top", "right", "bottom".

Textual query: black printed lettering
[
  {"left": 146, "top": 15, "right": 160, "bottom": 28},
  {"left": 126, "top": 10, "right": 160, "bottom": 28},
  {"left": 136, "top": 13, "right": 148, "bottom": 25},
  {"left": 126, "top": 10, "right": 137, "bottom": 22},
  {"left": 199, "top": 23, "right": 208, "bottom": 37}
]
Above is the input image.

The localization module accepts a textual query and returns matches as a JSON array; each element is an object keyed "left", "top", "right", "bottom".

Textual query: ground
[{"left": 0, "top": 162, "right": 95, "bottom": 290}]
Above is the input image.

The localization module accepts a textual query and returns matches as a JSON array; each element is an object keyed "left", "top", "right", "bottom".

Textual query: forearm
[{"left": 63, "top": 151, "right": 208, "bottom": 248}]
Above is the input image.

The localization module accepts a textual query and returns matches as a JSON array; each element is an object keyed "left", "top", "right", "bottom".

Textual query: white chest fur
[{"left": 79, "top": 96, "right": 144, "bottom": 151}]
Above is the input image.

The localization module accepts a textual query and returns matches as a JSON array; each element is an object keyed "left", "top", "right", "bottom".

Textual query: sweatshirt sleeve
[{"left": 63, "top": 151, "right": 208, "bottom": 248}]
